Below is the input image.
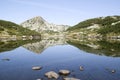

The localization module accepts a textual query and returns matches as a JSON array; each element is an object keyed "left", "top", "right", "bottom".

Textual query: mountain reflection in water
[
  {"left": 22, "top": 37, "right": 120, "bottom": 57},
  {"left": 23, "top": 37, "right": 67, "bottom": 53},
  {"left": 0, "top": 37, "right": 120, "bottom": 57},
  {"left": 0, "top": 37, "right": 120, "bottom": 80},
  {"left": 67, "top": 38, "right": 120, "bottom": 57}
]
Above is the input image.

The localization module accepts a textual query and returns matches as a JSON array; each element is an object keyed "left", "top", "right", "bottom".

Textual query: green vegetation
[
  {"left": 68, "top": 16, "right": 120, "bottom": 30},
  {"left": 98, "top": 23, "right": 120, "bottom": 34},
  {"left": 67, "top": 16, "right": 120, "bottom": 36},
  {"left": 0, "top": 20, "right": 40, "bottom": 36}
]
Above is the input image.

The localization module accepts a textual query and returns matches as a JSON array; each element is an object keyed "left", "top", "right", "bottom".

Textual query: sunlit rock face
[{"left": 21, "top": 16, "right": 69, "bottom": 33}]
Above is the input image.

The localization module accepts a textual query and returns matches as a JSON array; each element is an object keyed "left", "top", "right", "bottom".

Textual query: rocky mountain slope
[
  {"left": 67, "top": 16, "right": 120, "bottom": 38},
  {"left": 21, "top": 16, "right": 69, "bottom": 33},
  {"left": 0, "top": 20, "right": 40, "bottom": 38}
]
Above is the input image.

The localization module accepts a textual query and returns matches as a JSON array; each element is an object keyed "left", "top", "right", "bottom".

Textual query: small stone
[
  {"left": 111, "top": 49, "right": 115, "bottom": 51},
  {"left": 64, "top": 77, "right": 80, "bottom": 80},
  {"left": 80, "top": 66, "right": 84, "bottom": 71},
  {"left": 59, "top": 70, "right": 70, "bottom": 75},
  {"left": 32, "top": 66, "right": 42, "bottom": 70},
  {"left": 111, "top": 69, "right": 116, "bottom": 73},
  {"left": 45, "top": 71, "right": 59, "bottom": 79}
]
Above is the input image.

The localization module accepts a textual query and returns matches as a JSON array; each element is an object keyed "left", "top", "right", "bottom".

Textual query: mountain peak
[
  {"left": 21, "top": 16, "right": 69, "bottom": 32},
  {"left": 33, "top": 16, "right": 44, "bottom": 19},
  {"left": 29, "top": 16, "right": 46, "bottom": 22}
]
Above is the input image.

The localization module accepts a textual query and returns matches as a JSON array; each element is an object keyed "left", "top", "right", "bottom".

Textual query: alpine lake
[{"left": 0, "top": 36, "right": 120, "bottom": 80}]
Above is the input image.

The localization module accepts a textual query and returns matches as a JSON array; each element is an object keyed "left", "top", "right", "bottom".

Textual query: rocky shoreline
[{"left": 30, "top": 65, "right": 116, "bottom": 80}]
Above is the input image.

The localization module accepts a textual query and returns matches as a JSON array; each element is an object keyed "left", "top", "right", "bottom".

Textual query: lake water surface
[{"left": 0, "top": 38, "right": 120, "bottom": 80}]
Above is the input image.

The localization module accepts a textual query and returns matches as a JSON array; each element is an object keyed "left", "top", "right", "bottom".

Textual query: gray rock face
[
  {"left": 21, "top": 16, "right": 69, "bottom": 33},
  {"left": 45, "top": 71, "right": 59, "bottom": 79}
]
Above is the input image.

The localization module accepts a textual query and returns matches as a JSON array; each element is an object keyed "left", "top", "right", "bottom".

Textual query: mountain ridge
[
  {"left": 67, "top": 15, "right": 120, "bottom": 38},
  {"left": 0, "top": 20, "right": 40, "bottom": 39}
]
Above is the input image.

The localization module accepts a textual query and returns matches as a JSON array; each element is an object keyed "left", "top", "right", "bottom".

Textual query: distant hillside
[
  {"left": 0, "top": 20, "right": 40, "bottom": 36},
  {"left": 67, "top": 16, "right": 120, "bottom": 37},
  {"left": 21, "top": 16, "right": 69, "bottom": 33}
]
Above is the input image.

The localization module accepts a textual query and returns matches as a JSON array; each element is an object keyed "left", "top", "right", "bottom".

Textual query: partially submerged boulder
[
  {"left": 59, "top": 70, "right": 70, "bottom": 75},
  {"left": 45, "top": 71, "right": 59, "bottom": 79},
  {"left": 32, "top": 66, "right": 42, "bottom": 70}
]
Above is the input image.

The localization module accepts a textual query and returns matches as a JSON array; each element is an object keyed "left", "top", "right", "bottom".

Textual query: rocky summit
[{"left": 20, "top": 16, "right": 69, "bottom": 33}]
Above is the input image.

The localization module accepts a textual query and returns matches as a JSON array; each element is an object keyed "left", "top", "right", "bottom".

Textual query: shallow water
[{"left": 0, "top": 38, "right": 120, "bottom": 80}]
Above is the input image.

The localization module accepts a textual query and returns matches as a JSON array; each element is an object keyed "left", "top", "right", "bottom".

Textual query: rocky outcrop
[{"left": 21, "top": 16, "right": 69, "bottom": 33}]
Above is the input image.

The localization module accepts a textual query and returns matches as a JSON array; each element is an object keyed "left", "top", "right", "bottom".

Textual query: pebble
[
  {"left": 80, "top": 66, "right": 84, "bottom": 71},
  {"left": 111, "top": 69, "right": 116, "bottom": 73},
  {"left": 32, "top": 66, "right": 42, "bottom": 70}
]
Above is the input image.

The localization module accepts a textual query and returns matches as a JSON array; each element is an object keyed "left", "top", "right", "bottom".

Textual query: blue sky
[{"left": 0, "top": 0, "right": 120, "bottom": 25}]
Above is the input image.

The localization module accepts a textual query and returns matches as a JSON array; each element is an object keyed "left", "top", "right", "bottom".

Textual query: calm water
[{"left": 0, "top": 38, "right": 120, "bottom": 80}]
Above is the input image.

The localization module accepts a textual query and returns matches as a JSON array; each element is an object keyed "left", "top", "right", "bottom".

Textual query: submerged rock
[
  {"left": 2, "top": 58, "right": 10, "bottom": 61},
  {"left": 32, "top": 66, "right": 42, "bottom": 70},
  {"left": 80, "top": 66, "right": 84, "bottom": 71},
  {"left": 45, "top": 71, "right": 59, "bottom": 79},
  {"left": 106, "top": 68, "right": 116, "bottom": 73},
  {"left": 59, "top": 70, "right": 70, "bottom": 75},
  {"left": 64, "top": 77, "right": 80, "bottom": 80},
  {"left": 111, "top": 69, "right": 116, "bottom": 73}
]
